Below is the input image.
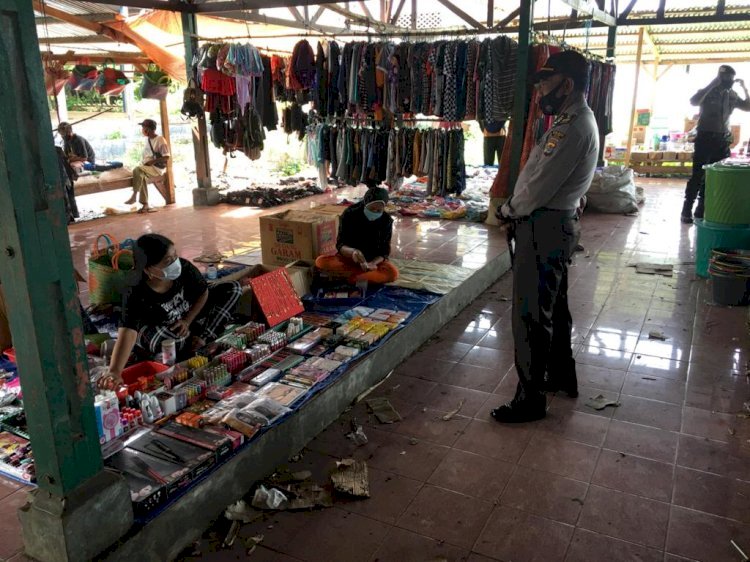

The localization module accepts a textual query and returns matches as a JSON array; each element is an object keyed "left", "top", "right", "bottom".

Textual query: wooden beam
[
  {"left": 390, "top": 0, "right": 406, "bottom": 24},
  {"left": 643, "top": 26, "right": 659, "bottom": 59},
  {"left": 35, "top": 13, "right": 112, "bottom": 25},
  {"left": 310, "top": 5, "right": 326, "bottom": 24},
  {"left": 31, "top": 0, "right": 135, "bottom": 45},
  {"left": 495, "top": 7, "right": 520, "bottom": 28},
  {"left": 56, "top": 0, "right": 184, "bottom": 11},
  {"left": 194, "top": 0, "right": 344, "bottom": 14},
  {"left": 624, "top": 27, "right": 645, "bottom": 167},
  {"left": 435, "top": 0, "right": 487, "bottom": 30},
  {"left": 37, "top": 34, "right": 117, "bottom": 44},
  {"left": 717, "top": 0, "right": 726, "bottom": 16},
  {"left": 618, "top": 0, "right": 638, "bottom": 20},
  {"left": 43, "top": 52, "right": 151, "bottom": 64},
  {"left": 359, "top": 1, "right": 374, "bottom": 21},
  {"left": 411, "top": 0, "right": 416, "bottom": 29},
  {"left": 487, "top": 0, "right": 494, "bottom": 27},
  {"left": 217, "top": 10, "right": 344, "bottom": 34},
  {"left": 325, "top": 3, "right": 405, "bottom": 31},
  {"left": 288, "top": 6, "right": 304, "bottom": 22},
  {"left": 159, "top": 99, "right": 176, "bottom": 205},
  {"left": 556, "top": 0, "right": 616, "bottom": 26}
]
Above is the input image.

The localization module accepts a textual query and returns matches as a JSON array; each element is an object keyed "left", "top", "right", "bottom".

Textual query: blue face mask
[{"left": 364, "top": 207, "right": 383, "bottom": 221}]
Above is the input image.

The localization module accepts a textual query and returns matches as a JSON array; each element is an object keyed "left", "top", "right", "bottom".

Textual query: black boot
[
  {"left": 491, "top": 391, "right": 547, "bottom": 423},
  {"left": 694, "top": 198, "right": 705, "bottom": 220},
  {"left": 681, "top": 199, "right": 694, "bottom": 224}
]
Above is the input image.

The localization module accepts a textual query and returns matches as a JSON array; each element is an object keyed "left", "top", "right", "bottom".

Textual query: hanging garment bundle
[
  {"left": 305, "top": 121, "right": 465, "bottom": 196},
  {"left": 323, "top": 37, "right": 518, "bottom": 123}
]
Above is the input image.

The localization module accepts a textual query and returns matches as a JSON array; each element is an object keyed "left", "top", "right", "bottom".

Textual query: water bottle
[{"left": 206, "top": 264, "right": 218, "bottom": 280}]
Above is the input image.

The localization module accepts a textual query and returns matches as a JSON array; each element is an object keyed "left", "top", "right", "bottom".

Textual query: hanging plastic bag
[
  {"left": 97, "top": 60, "right": 130, "bottom": 96},
  {"left": 68, "top": 64, "right": 98, "bottom": 92},
  {"left": 140, "top": 64, "right": 171, "bottom": 100}
]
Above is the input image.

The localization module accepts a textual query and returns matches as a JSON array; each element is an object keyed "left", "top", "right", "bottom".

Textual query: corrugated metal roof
[{"left": 32, "top": 0, "right": 750, "bottom": 62}]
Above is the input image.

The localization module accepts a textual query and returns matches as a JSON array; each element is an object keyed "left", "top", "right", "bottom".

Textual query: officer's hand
[
  {"left": 495, "top": 203, "right": 511, "bottom": 224},
  {"left": 736, "top": 78, "right": 746, "bottom": 88}
]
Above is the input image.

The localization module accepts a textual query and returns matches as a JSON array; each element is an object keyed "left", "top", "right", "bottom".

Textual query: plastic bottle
[{"left": 207, "top": 264, "right": 218, "bottom": 280}]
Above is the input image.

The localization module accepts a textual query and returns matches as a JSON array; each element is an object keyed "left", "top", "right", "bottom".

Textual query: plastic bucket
[
  {"left": 695, "top": 220, "right": 750, "bottom": 277},
  {"left": 710, "top": 272, "right": 750, "bottom": 306},
  {"left": 704, "top": 164, "right": 750, "bottom": 225}
]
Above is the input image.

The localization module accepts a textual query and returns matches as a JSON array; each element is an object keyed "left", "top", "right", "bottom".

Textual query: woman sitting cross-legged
[{"left": 315, "top": 183, "right": 399, "bottom": 285}]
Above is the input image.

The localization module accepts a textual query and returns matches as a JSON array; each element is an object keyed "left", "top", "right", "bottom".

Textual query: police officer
[
  {"left": 681, "top": 65, "right": 750, "bottom": 223},
  {"left": 492, "top": 50, "right": 599, "bottom": 423}
]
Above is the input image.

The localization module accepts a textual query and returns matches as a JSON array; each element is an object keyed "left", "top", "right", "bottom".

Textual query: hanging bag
[
  {"left": 87, "top": 234, "right": 135, "bottom": 306},
  {"left": 181, "top": 77, "right": 204, "bottom": 118},
  {"left": 97, "top": 60, "right": 130, "bottom": 96},
  {"left": 68, "top": 63, "right": 98, "bottom": 92},
  {"left": 45, "top": 62, "right": 70, "bottom": 96},
  {"left": 140, "top": 64, "right": 171, "bottom": 100}
]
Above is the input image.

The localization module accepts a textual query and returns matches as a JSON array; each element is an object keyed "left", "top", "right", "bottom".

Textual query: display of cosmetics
[
  {"left": 219, "top": 349, "right": 249, "bottom": 374},
  {"left": 327, "top": 345, "right": 360, "bottom": 363},
  {"left": 285, "top": 317, "right": 304, "bottom": 338},
  {"left": 369, "top": 309, "right": 411, "bottom": 324},
  {"left": 175, "top": 379, "right": 208, "bottom": 407},
  {"left": 300, "top": 312, "right": 334, "bottom": 327},
  {"left": 201, "top": 364, "right": 232, "bottom": 387},
  {"left": 247, "top": 343, "right": 272, "bottom": 363},
  {"left": 159, "top": 364, "right": 190, "bottom": 390},
  {"left": 284, "top": 357, "right": 343, "bottom": 387},
  {"left": 120, "top": 406, "right": 144, "bottom": 431},
  {"left": 187, "top": 356, "right": 209, "bottom": 369},
  {"left": 0, "top": 432, "right": 35, "bottom": 482},
  {"left": 236, "top": 321, "right": 266, "bottom": 342},
  {"left": 336, "top": 317, "right": 397, "bottom": 348},
  {"left": 257, "top": 331, "right": 287, "bottom": 351},
  {"left": 286, "top": 328, "right": 323, "bottom": 354},
  {"left": 217, "top": 333, "right": 247, "bottom": 350}
]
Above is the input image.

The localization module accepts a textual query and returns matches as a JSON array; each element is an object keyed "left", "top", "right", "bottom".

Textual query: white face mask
[{"left": 162, "top": 258, "right": 182, "bottom": 281}]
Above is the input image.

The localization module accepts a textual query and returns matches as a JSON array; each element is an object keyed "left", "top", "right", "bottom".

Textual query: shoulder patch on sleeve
[{"left": 543, "top": 139, "right": 559, "bottom": 156}]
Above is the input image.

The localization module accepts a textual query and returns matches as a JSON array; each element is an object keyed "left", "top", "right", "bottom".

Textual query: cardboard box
[
  {"left": 632, "top": 126, "right": 647, "bottom": 144},
  {"left": 260, "top": 210, "right": 338, "bottom": 267},
  {"left": 630, "top": 152, "right": 649, "bottom": 162},
  {"left": 648, "top": 151, "right": 663, "bottom": 161},
  {"left": 662, "top": 151, "right": 677, "bottom": 161},
  {"left": 310, "top": 204, "right": 349, "bottom": 217},
  {"left": 678, "top": 151, "right": 694, "bottom": 161}
]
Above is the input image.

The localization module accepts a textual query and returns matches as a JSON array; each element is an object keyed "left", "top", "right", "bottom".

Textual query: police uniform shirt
[
  {"left": 503, "top": 99, "right": 599, "bottom": 219},
  {"left": 691, "top": 86, "right": 750, "bottom": 135}
]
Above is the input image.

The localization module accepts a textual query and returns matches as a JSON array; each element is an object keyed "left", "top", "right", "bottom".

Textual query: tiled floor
[
  {"left": 2, "top": 178, "right": 750, "bottom": 562},
  {"left": 68, "top": 184, "right": 507, "bottom": 304},
  {"left": 182, "top": 178, "right": 750, "bottom": 562}
]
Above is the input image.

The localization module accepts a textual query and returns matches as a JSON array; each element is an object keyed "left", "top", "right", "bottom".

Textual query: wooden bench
[{"left": 74, "top": 167, "right": 175, "bottom": 204}]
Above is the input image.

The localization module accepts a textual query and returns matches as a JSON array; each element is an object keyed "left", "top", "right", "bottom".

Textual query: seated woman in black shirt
[
  {"left": 98, "top": 234, "right": 242, "bottom": 388},
  {"left": 315, "top": 184, "right": 399, "bottom": 284}
]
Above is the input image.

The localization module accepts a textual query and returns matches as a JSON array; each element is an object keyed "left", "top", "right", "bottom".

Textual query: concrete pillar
[{"left": 0, "top": 2, "right": 132, "bottom": 560}]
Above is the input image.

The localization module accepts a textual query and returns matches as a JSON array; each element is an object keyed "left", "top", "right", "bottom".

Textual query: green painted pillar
[
  {"left": 508, "top": 0, "right": 534, "bottom": 193},
  {"left": 0, "top": 0, "right": 101, "bottom": 496},
  {"left": 1, "top": 1, "right": 132, "bottom": 559}
]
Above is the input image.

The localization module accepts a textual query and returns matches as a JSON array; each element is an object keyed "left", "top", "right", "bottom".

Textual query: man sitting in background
[
  {"left": 125, "top": 119, "right": 169, "bottom": 214},
  {"left": 58, "top": 122, "right": 96, "bottom": 174}
]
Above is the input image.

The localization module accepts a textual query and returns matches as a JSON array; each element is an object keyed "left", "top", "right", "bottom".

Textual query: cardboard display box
[
  {"left": 234, "top": 263, "right": 313, "bottom": 318},
  {"left": 309, "top": 204, "right": 349, "bottom": 217},
  {"left": 260, "top": 210, "right": 338, "bottom": 267}
]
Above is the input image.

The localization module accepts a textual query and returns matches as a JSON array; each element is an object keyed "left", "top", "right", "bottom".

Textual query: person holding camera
[{"left": 125, "top": 119, "right": 169, "bottom": 213}]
